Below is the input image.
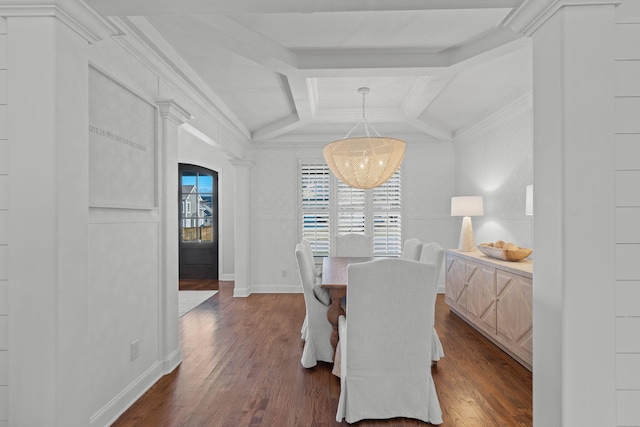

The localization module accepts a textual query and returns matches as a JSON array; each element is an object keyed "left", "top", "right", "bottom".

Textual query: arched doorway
[{"left": 179, "top": 163, "right": 219, "bottom": 279}]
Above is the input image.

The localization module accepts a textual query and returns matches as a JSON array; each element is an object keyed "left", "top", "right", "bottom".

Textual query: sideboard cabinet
[{"left": 445, "top": 249, "right": 533, "bottom": 371}]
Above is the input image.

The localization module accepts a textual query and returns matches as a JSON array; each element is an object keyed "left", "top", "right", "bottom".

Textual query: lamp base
[{"left": 458, "top": 216, "right": 476, "bottom": 252}]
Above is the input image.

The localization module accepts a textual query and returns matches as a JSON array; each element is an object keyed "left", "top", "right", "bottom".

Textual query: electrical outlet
[
  {"left": 131, "top": 340, "right": 139, "bottom": 361},
  {"left": 281, "top": 269, "right": 287, "bottom": 277}
]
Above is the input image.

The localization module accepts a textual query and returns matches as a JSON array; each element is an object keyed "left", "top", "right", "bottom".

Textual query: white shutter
[
  {"left": 299, "top": 163, "right": 401, "bottom": 257},
  {"left": 300, "top": 163, "right": 331, "bottom": 255},
  {"left": 372, "top": 169, "right": 402, "bottom": 256},
  {"left": 337, "top": 181, "right": 366, "bottom": 235}
]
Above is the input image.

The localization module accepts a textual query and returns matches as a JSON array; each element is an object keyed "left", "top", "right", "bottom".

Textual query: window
[
  {"left": 300, "top": 163, "right": 331, "bottom": 256},
  {"left": 300, "top": 161, "right": 402, "bottom": 257}
]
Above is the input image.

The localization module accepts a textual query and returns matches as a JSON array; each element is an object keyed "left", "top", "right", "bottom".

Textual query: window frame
[{"left": 298, "top": 158, "right": 403, "bottom": 258}]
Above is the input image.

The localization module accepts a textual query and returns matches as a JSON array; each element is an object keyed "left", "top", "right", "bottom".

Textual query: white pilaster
[
  {"left": 156, "top": 100, "right": 191, "bottom": 373},
  {"left": 230, "top": 159, "right": 253, "bottom": 297},
  {"left": 512, "top": 2, "right": 618, "bottom": 426}
]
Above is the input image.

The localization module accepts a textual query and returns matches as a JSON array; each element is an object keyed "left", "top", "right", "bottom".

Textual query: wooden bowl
[{"left": 477, "top": 243, "right": 532, "bottom": 262}]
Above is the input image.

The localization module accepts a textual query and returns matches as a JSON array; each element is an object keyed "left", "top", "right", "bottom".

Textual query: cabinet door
[
  {"left": 445, "top": 255, "right": 467, "bottom": 313},
  {"left": 466, "top": 262, "right": 496, "bottom": 335},
  {"left": 496, "top": 270, "right": 533, "bottom": 365}
]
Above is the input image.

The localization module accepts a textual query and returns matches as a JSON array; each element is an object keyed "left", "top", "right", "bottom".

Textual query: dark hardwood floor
[
  {"left": 113, "top": 281, "right": 532, "bottom": 426},
  {"left": 179, "top": 279, "right": 220, "bottom": 291}
]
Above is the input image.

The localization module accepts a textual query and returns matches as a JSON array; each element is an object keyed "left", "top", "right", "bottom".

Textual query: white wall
[
  {"left": 453, "top": 93, "right": 534, "bottom": 251},
  {"left": 0, "top": 17, "right": 7, "bottom": 427},
  {"left": 86, "top": 32, "right": 245, "bottom": 426},
  {"left": 0, "top": 5, "right": 245, "bottom": 425},
  {"left": 178, "top": 127, "right": 236, "bottom": 280},
  {"left": 248, "top": 138, "right": 457, "bottom": 293},
  {"left": 614, "top": 0, "right": 640, "bottom": 424}
]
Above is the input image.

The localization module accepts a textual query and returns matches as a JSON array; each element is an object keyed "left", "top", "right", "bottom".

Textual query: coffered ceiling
[{"left": 87, "top": 0, "right": 533, "bottom": 143}]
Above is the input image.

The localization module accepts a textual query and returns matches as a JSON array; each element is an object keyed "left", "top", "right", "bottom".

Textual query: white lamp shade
[
  {"left": 525, "top": 185, "right": 533, "bottom": 216},
  {"left": 451, "top": 196, "right": 484, "bottom": 217}
]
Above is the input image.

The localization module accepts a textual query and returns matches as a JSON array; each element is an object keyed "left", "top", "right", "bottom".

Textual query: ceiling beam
[
  {"left": 286, "top": 75, "right": 314, "bottom": 121},
  {"left": 251, "top": 114, "right": 306, "bottom": 141},
  {"left": 446, "top": 27, "right": 526, "bottom": 71},
  {"left": 296, "top": 50, "right": 451, "bottom": 75},
  {"left": 407, "top": 117, "right": 453, "bottom": 141},
  {"left": 401, "top": 75, "right": 456, "bottom": 118},
  {"left": 87, "top": 0, "right": 525, "bottom": 17}
]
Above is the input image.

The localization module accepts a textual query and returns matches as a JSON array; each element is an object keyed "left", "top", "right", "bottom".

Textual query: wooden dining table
[{"left": 320, "top": 256, "right": 374, "bottom": 355}]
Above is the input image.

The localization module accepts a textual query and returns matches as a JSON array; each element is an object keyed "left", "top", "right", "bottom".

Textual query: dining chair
[
  {"left": 299, "top": 238, "right": 329, "bottom": 341},
  {"left": 401, "top": 238, "right": 422, "bottom": 261},
  {"left": 420, "top": 242, "right": 446, "bottom": 364},
  {"left": 335, "top": 258, "right": 442, "bottom": 424},
  {"left": 334, "top": 233, "right": 373, "bottom": 257},
  {"left": 295, "top": 244, "right": 334, "bottom": 368}
]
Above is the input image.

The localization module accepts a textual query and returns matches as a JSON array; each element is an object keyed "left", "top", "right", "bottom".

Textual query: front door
[{"left": 179, "top": 164, "right": 219, "bottom": 279}]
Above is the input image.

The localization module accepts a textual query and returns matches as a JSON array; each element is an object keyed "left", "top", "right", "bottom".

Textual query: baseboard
[
  {"left": 90, "top": 361, "right": 163, "bottom": 427},
  {"left": 163, "top": 347, "right": 182, "bottom": 374},
  {"left": 233, "top": 286, "right": 251, "bottom": 297},
  {"left": 220, "top": 273, "right": 234, "bottom": 281},
  {"left": 250, "top": 284, "right": 303, "bottom": 294}
]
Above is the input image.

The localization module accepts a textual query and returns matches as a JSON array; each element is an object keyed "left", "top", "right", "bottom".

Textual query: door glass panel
[
  {"left": 198, "top": 174, "right": 213, "bottom": 193},
  {"left": 180, "top": 171, "right": 215, "bottom": 242}
]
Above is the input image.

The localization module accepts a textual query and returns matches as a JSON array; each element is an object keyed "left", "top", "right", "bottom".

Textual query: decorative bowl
[{"left": 477, "top": 243, "right": 533, "bottom": 262}]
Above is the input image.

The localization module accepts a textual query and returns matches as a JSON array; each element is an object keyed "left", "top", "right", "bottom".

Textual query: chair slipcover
[
  {"left": 401, "top": 238, "right": 422, "bottom": 261},
  {"left": 295, "top": 244, "right": 334, "bottom": 368},
  {"left": 420, "top": 242, "right": 446, "bottom": 362},
  {"left": 301, "top": 238, "right": 322, "bottom": 279},
  {"left": 335, "top": 258, "right": 443, "bottom": 424},
  {"left": 334, "top": 233, "right": 373, "bottom": 257},
  {"left": 299, "top": 239, "right": 329, "bottom": 340}
]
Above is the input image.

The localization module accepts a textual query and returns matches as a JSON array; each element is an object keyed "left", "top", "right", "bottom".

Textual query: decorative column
[
  {"left": 230, "top": 159, "right": 254, "bottom": 297},
  {"left": 156, "top": 100, "right": 192, "bottom": 373},
  {"left": 3, "top": 3, "right": 114, "bottom": 426},
  {"left": 505, "top": 2, "right": 618, "bottom": 426}
]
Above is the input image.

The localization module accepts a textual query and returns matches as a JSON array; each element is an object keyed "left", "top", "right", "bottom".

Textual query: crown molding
[
  {"left": 0, "top": 0, "right": 117, "bottom": 43},
  {"left": 503, "top": 0, "right": 622, "bottom": 35}
]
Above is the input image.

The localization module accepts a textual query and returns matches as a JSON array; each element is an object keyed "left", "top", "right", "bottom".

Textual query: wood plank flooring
[
  {"left": 179, "top": 278, "right": 220, "bottom": 291},
  {"left": 113, "top": 281, "right": 532, "bottom": 426}
]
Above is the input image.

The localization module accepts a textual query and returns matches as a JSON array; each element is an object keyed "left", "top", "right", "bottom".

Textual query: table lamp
[{"left": 451, "top": 196, "right": 484, "bottom": 252}]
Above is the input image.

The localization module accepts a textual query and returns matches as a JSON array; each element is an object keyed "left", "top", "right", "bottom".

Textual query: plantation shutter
[
  {"left": 372, "top": 169, "right": 402, "bottom": 257},
  {"left": 337, "top": 181, "right": 366, "bottom": 235},
  {"left": 300, "top": 163, "right": 331, "bottom": 256}
]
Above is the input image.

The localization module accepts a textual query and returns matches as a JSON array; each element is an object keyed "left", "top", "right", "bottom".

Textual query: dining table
[{"left": 320, "top": 256, "right": 374, "bottom": 356}]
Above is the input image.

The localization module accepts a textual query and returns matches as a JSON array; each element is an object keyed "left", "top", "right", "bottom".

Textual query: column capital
[
  {"left": 156, "top": 99, "right": 192, "bottom": 126},
  {"left": 229, "top": 158, "right": 255, "bottom": 168},
  {"left": 0, "top": 0, "right": 117, "bottom": 43},
  {"left": 503, "top": 0, "right": 621, "bottom": 36}
]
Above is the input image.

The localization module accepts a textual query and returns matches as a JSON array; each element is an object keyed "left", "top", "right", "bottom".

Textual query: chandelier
[{"left": 323, "top": 87, "right": 406, "bottom": 190}]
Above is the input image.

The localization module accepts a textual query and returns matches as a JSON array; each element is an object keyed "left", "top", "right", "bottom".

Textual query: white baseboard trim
[
  {"left": 220, "top": 273, "right": 234, "bottom": 281},
  {"left": 250, "top": 284, "right": 303, "bottom": 294},
  {"left": 91, "top": 361, "right": 163, "bottom": 427},
  {"left": 233, "top": 286, "right": 251, "bottom": 297},
  {"left": 163, "top": 347, "right": 182, "bottom": 374}
]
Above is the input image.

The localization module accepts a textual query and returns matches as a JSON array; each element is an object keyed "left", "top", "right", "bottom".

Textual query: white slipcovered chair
[
  {"left": 295, "top": 244, "right": 334, "bottom": 368},
  {"left": 420, "top": 242, "right": 446, "bottom": 364},
  {"left": 334, "top": 233, "right": 373, "bottom": 257},
  {"left": 335, "top": 258, "right": 443, "bottom": 424},
  {"left": 401, "top": 238, "right": 422, "bottom": 261},
  {"left": 299, "top": 239, "right": 330, "bottom": 340}
]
